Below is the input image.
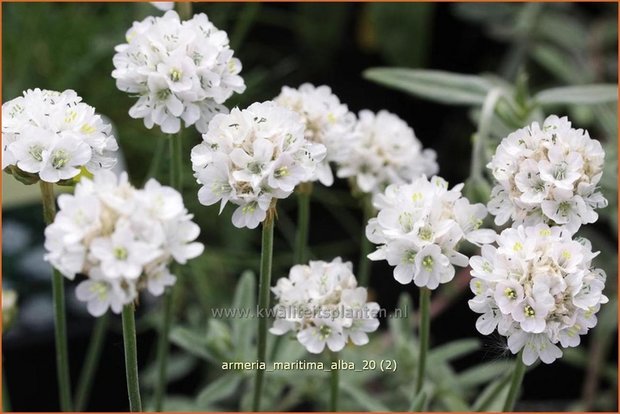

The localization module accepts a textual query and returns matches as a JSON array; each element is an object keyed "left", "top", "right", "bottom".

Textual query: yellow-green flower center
[
  {"left": 524, "top": 305, "right": 535, "bottom": 318},
  {"left": 114, "top": 246, "right": 128, "bottom": 261},
  {"left": 29, "top": 145, "right": 44, "bottom": 162},
  {"left": 169, "top": 68, "right": 182, "bottom": 82},
  {"left": 51, "top": 150, "right": 70, "bottom": 169},
  {"left": 422, "top": 255, "right": 434, "bottom": 271},
  {"left": 504, "top": 287, "right": 517, "bottom": 300}
]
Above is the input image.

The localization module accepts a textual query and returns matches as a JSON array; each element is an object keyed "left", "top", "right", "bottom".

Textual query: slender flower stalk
[
  {"left": 154, "top": 132, "right": 184, "bottom": 411},
  {"left": 74, "top": 314, "right": 109, "bottom": 411},
  {"left": 3, "top": 366, "right": 10, "bottom": 412},
  {"left": 357, "top": 195, "right": 373, "bottom": 287},
  {"left": 40, "top": 181, "right": 73, "bottom": 412},
  {"left": 176, "top": 1, "right": 192, "bottom": 20},
  {"left": 294, "top": 182, "right": 313, "bottom": 264},
  {"left": 122, "top": 304, "right": 142, "bottom": 412},
  {"left": 415, "top": 288, "right": 430, "bottom": 395},
  {"left": 503, "top": 350, "right": 526, "bottom": 411},
  {"left": 330, "top": 351, "right": 340, "bottom": 411},
  {"left": 252, "top": 207, "right": 275, "bottom": 411}
]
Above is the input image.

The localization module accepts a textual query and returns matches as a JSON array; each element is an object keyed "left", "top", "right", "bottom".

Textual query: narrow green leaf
[
  {"left": 428, "top": 338, "right": 480, "bottom": 364},
  {"left": 364, "top": 68, "right": 493, "bottom": 105},
  {"left": 231, "top": 271, "right": 256, "bottom": 360},
  {"left": 161, "top": 395, "right": 204, "bottom": 412},
  {"left": 535, "top": 84, "right": 618, "bottom": 105},
  {"left": 456, "top": 361, "right": 514, "bottom": 388},
  {"left": 436, "top": 389, "right": 471, "bottom": 411},
  {"left": 140, "top": 354, "right": 197, "bottom": 388},
  {"left": 340, "top": 381, "right": 390, "bottom": 412},
  {"left": 196, "top": 374, "right": 243, "bottom": 406},
  {"left": 471, "top": 372, "right": 512, "bottom": 411},
  {"left": 409, "top": 390, "right": 427, "bottom": 411},
  {"left": 169, "top": 326, "right": 217, "bottom": 363}
]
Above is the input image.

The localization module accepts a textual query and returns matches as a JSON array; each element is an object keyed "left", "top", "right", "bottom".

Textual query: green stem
[
  {"left": 502, "top": 350, "right": 526, "bottom": 412},
  {"left": 40, "top": 181, "right": 73, "bottom": 412},
  {"left": 357, "top": 195, "right": 373, "bottom": 287},
  {"left": 3, "top": 365, "right": 10, "bottom": 412},
  {"left": 294, "top": 182, "right": 312, "bottom": 264},
  {"left": 154, "top": 132, "right": 184, "bottom": 411},
  {"left": 252, "top": 212, "right": 275, "bottom": 412},
  {"left": 176, "top": 2, "right": 193, "bottom": 20},
  {"left": 153, "top": 288, "right": 174, "bottom": 412},
  {"left": 122, "top": 304, "right": 142, "bottom": 412},
  {"left": 144, "top": 137, "right": 167, "bottom": 185},
  {"left": 415, "top": 288, "right": 430, "bottom": 395},
  {"left": 74, "top": 313, "right": 109, "bottom": 411},
  {"left": 330, "top": 351, "right": 339, "bottom": 412},
  {"left": 170, "top": 132, "right": 183, "bottom": 190}
]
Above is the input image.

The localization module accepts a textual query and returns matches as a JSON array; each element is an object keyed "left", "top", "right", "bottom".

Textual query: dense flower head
[
  {"left": 274, "top": 83, "right": 357, "bottom": 186},
  {"left": 270, "top": 257, "right": 380, "bottom": 354},
  {"left": 468, "top": 224, "right": 608, "bottom": 365},
  {"left": 191, "top": 101, "right": 326, "bottom": 229},
  {"left": 487, "top": 115, "right": 607, "bottom": 234},
  {"left": 112, "top": 10, "right": 245, "bottom": 134},
  {"left": 2, "top": 89, "right": 118, "bottom": 183},
  {"left": 44, "top": 171, "right": 204, "bottom": 317},
  {"left": 366, "top": 175, "right": 495, "bottom": 289},
  {"left": 336, "top": 109, "right": 438, "bottom": 195}
]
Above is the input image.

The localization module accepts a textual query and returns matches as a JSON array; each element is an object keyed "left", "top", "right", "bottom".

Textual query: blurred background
[{"left": 2, "top": 2, "right": 617, "bottom": 412}]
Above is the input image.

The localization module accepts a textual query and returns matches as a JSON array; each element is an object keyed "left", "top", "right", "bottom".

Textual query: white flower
[
  {"left": 75, "top": 268, "right": 133, "bottom": 317},
  {"left": 145, "top": 265, "right": 177, "bottom": 296},
  {"left": 367, "top": 175, "right": 492, "bottom": 290},
  {"left": 468, "top": 224, "right": 608, "bottom": 365},
  {"left": 270, "top": 257, "right": 379, "bottom": 354},
  {"left": 191, "top": 101, "right": 326, "bottom": 229},
  {"left": 336, "top": 109, "right": 438, "bottom": 195},
  {"left": 90, "top": 221, "right": 161, "bottom": 279},
  {"left": 297, "top": 319, "right": 346, "bottom": 354},
  {"left": 487, "top": 115, "right": 607, "bottom": 234},
  {"left": 112, "top": 10, "right": 245, "bottom": 134},
  {"left": 2, "top": 89, "right": 118, "bottom": 183},
  {"left": 44, "top": 170, "right": 204, "bottom": 317},
  {"left": 274, "top": 83, "right": 356, "bottom": 186}
]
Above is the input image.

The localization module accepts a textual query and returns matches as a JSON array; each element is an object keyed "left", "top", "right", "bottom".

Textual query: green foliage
[
  {"left": 363, "top": 68, "right": 494, "bottom": 105},
  {"left": 364, "top": 3, "right": 435, "bottom": 68}
]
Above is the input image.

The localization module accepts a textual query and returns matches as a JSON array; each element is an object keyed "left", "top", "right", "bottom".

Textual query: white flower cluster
[
  {"left": 44, "top": 171, "right": 204, "bottom": 317},
  {"left": 274, "top": 83, "right": 356, "bottom": 186},
  {"left": 337, "top": 109, "right": 438, "bottom": 195},
  {"left": 270, "top": 257, "right": 380, "bottom": 354},
  {"left": 2, "top": 89, "right": 118, "bottom": 183},
  {"left": 468, "top": 224, "right": 608, "bottom": 365},
  {"left": 366, "top": 175, "right": 495, "bottom": 289},
  {"left": 487, "top": 115, "right": 607, "bottom": 234},
  {"left": 191, "top": 101, "right": 326, "bottom": 229},
  {"left": 112, "top": 10, "right": 245, "bottom": 134}
]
